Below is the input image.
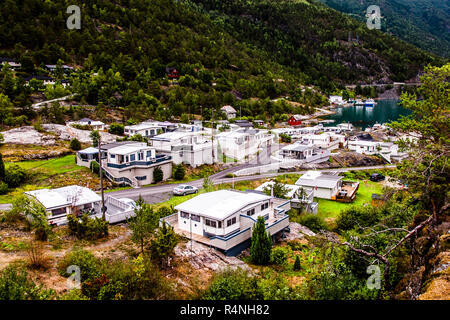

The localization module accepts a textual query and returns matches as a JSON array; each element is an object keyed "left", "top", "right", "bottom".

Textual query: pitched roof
[{"left": 221, "top": 105, "right": 236, "bottom": 113}]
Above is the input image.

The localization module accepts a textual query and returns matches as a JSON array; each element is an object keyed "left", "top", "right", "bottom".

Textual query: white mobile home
[
  {"left": 162, "top": 190, "right": 290, "bottom": 255},
  {"left": 25, "top": 186, "right": 101, "bottom": 225}
]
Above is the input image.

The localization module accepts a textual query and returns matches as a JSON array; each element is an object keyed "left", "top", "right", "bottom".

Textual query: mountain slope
[
  {"left": 0, "top": 0, "right": 445, "bottom": 123},
  {"left": 317, "top": 0, "right": 450, "bottom": 58}
]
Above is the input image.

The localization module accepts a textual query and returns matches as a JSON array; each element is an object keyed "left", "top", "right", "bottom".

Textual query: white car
[{"left": 173, "top": 185, "right": 198, "bottom": 196}]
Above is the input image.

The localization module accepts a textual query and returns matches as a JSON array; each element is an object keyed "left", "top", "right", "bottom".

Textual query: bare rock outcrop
[{"left": 1, "top": 124, "right": 119, "bottom": 146}]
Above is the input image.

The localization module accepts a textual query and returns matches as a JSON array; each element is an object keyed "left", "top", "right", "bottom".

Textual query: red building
[
  {"left": 288, "top": 115, "right": 303, "bottom": 126},
  {"left": 166, "top": 67, "right": 180, "bottom": 80}
]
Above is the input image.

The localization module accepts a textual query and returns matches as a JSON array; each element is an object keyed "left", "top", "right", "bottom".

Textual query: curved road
[{"left": 107, "top": 164, "right": 395, "bottom": 204}]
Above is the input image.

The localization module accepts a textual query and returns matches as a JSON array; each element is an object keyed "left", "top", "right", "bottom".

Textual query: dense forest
[
  {"left": 318, "top": 0, "right": 450, "bottom": 58},
  {"left": 0, "top": 0, "right": 446, "bottom": 126}
]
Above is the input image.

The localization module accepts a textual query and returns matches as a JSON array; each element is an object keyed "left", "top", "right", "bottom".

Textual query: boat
[
  {"left": 354, "top": 99, "right": 364, "bottom": 106},
  {"left": 364, "top": 99, "right": 376, "bottom": 107}
]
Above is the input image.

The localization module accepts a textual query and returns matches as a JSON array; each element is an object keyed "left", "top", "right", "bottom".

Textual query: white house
[
  {"left": 0, "top": 57, "right": 21, "bottom": 69},
  {"left": 24, "top": 75, "right": 55, "bottom": 86},
  {"left": 162, "top": 190, "right": 290, "bottom": 255},
  {"left": 348, "top": 140, "right": 381, "bottom": 155},
  {"left": 124, "top": 122, "right": 164, "bottom": 138},
  {"left": 25, "top": 186, "right": 101, "bottom": 225},
  {"left": 216, "top": 128, "right": 273, "bottom": 161},
  {"left": 150, "top": 131, "right": 217, "bottom": 167},
  {"left": 300, "top": 133, "right": 340, "bottom": 151},
  {"left": 336, "top": 123, "right": 355, "bottom": 132},
  {"left": 104, "top": 142, "right": 172, "bottom": 187},
  {"left": 68, "top": 118, "right": 105, "bottom": 131},
  {"left": 279, "top": 142, "right": 330, "bottom": 163},
  {"left": 329, "top": 95, "right": 344, "bottom": 105},
  {"left": 295, "top": 171, "right": 359, "bottom": 202},
  {"left": 221, "top": 105, "right": 237, "bottom": 119},
  {"left": 295, "top": 171, "right": 343, "bottom": 199}
]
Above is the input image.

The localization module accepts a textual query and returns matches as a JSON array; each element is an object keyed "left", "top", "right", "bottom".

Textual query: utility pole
[
  {"left": 97, "top": 134, "right": 105, "bottom": 220},
  {"left": 211, "top": 108, "right": 215, "bottom": 163}
]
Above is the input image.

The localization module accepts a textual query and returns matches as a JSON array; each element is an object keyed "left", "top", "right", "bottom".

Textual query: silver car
[{"left": 173, "top": 185, "right": 198, "bottom": 196}]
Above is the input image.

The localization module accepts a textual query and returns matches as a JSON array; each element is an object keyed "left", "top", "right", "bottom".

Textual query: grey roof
[{"left": 295, "top": 174, "right": 342, "bottom": 189}]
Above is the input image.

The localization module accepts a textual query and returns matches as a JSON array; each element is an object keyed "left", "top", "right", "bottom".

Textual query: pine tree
[
  {"left": 150, "top": 221, "right": 179, "bottom": 268},
  {"left": 0, "top": 153, "right": 5, "bottom": 181},
  {"left": 250, "top": 216, "right": 272, "bottom": 265},
  {"left": 293, "top": 255, "right": 301, "bottom": 271}
]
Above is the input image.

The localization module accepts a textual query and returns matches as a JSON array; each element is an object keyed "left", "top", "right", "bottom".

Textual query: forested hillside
[
  {"left": 0, "top": 0, "right": 445, "bottom": 125},
  {"left": 318, "top": 0, "right": 450, "bottom": 58}
]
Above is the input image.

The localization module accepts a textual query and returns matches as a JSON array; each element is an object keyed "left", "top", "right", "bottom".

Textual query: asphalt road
[{"left": 107, "top": 164, "right": 396, "bottom": 204}]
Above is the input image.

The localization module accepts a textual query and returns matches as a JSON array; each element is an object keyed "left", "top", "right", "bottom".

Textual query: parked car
[
  {"left": 173, "top": 185, "right": 198, "bottom": 196},
  {"left": 370, "top": 173, "right": 385, "bottom": 182}
]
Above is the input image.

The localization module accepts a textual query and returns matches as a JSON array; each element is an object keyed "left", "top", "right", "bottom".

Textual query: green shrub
[
  {"left": 293, "top": 255, "right": 301, "bottom": 271},
  {"left": 108, "top": 123, "right": 124, "bottom": 135},
  {"left": 58, "top": 249, "right": 100, "bottom": 282},
  {"left": 90, "top": 161, "right": 99, "bottom": 174},
  {"left": 173, "top": 164, "right": 185, "bottom": 180},
  {"left": 67, "top": 214, "right": 108, "bottom": 240},
  {"left": 271, "top": 246, "right": 289, "bottom": 266},
  {"left": 0, "top": 266, "right": 51, "bottom": 300},
  {"left": 4, "top": 165, "right": 27, "bottom": 188},
  {"left": 153, "top": 166, "right": 163, "bottom": 183},
  {"left": 70, "top": 138, "right": 82, "bottom": 151},
  {"left": 250, "top": 217, "right": 272, "bottom": 265},
  {"left": 203, "top": 268, "right": 263, "bottom": 300},
  {"left": 298, "top": 214, "right": 328, "bottom": 233},
  {"left": 0, "top": 181, "right": 8, "bottom": 195}
]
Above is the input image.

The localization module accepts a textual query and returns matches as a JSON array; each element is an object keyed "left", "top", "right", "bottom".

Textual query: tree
[
  {"left": 70, "top": 138, "right": 82, "bottom": 151},
  {"left": 128, "top": 197, "right": 159, "bottom": 255},
  {"left": 250, "top": 216, "right": 272, "bottom": 265},
  {"left": 153, "top": 167, "right": 163, "bottom": 184},
  {"left": 4, "top": 165, "right": 27, "bottom": 188},
  {"left": 0, "top": 153, "right": 5, "bottom": 181},
  {"left": 0, "top": 93, "right": 13, "bottom": 125},
  {"left": 173, "top": 164, "right": 185, "bottom": 180},
  {"left": 150, "top": 221, "right": 179, "bottom": 268},
  {"left": 108, "top": 123, "right": 124, "bottom": 135},
  {"left": 262, "top": 181, "right": 289, "bottom": 199},
  {"left": 90, "top": 130, "right": 100, "bottom": 148},
  {"left": 293, "top": 255, "right": 301, "bottom": 271},
  {"left": 10, "top": 195, "right": 51, "bottom": 240}
]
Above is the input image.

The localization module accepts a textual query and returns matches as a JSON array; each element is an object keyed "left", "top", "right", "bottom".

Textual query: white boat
[{"left": 364, "top": 99, "right": 376, "bottom": 107}]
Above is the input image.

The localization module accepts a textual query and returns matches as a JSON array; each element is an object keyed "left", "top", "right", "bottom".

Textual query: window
[
  {"left": 147, "top": 151, "right": 152, "bottom": 158},
  {"left": 247, "top": 208, "right": 255, "bottom": 216},
  {"left": 138, "top": 152, "right": 144, "bottom": 160},
  {"left": 191, "top": 214, "right": 200, "bottom": 222},
  {"left": 205, "top": 219, "right": 217, "bottom": 228},
  {"left": 180, "top": 211, "right": 189, "bottom": 219},
  {"left": 130, "top": 154, "right": 136, "bottom": 161},
  {"left": 218, "top": 221, "right": 222, "bottom": 228},
  {"left": 110, "top": 154, "right": 116, "bottom": 159},
  {"left": 227, "top": 217, "right": 237, "bottom": 227},
  {"left": 51, "top": 207, "right": 66, "bottom": 216}
]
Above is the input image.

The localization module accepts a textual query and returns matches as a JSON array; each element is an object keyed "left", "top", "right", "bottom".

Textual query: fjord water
[{"left": 324, "top": 100, "right": 412, "bottom": 130}]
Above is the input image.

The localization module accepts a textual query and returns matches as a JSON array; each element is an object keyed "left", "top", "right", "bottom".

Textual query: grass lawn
[
  {"left": 317, "top": 180, "right": 385, "bottom": 220},
  {"left": 0, "top": 155, "right": 99, "bottom": 203}
]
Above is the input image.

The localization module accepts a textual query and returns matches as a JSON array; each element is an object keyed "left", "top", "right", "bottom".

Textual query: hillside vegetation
[
  {"left": 318, "top": 0, "right": 450, "bottom": 58},
  {"left": 0, "top": 0, "right": 445, "bottom": 128}
]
